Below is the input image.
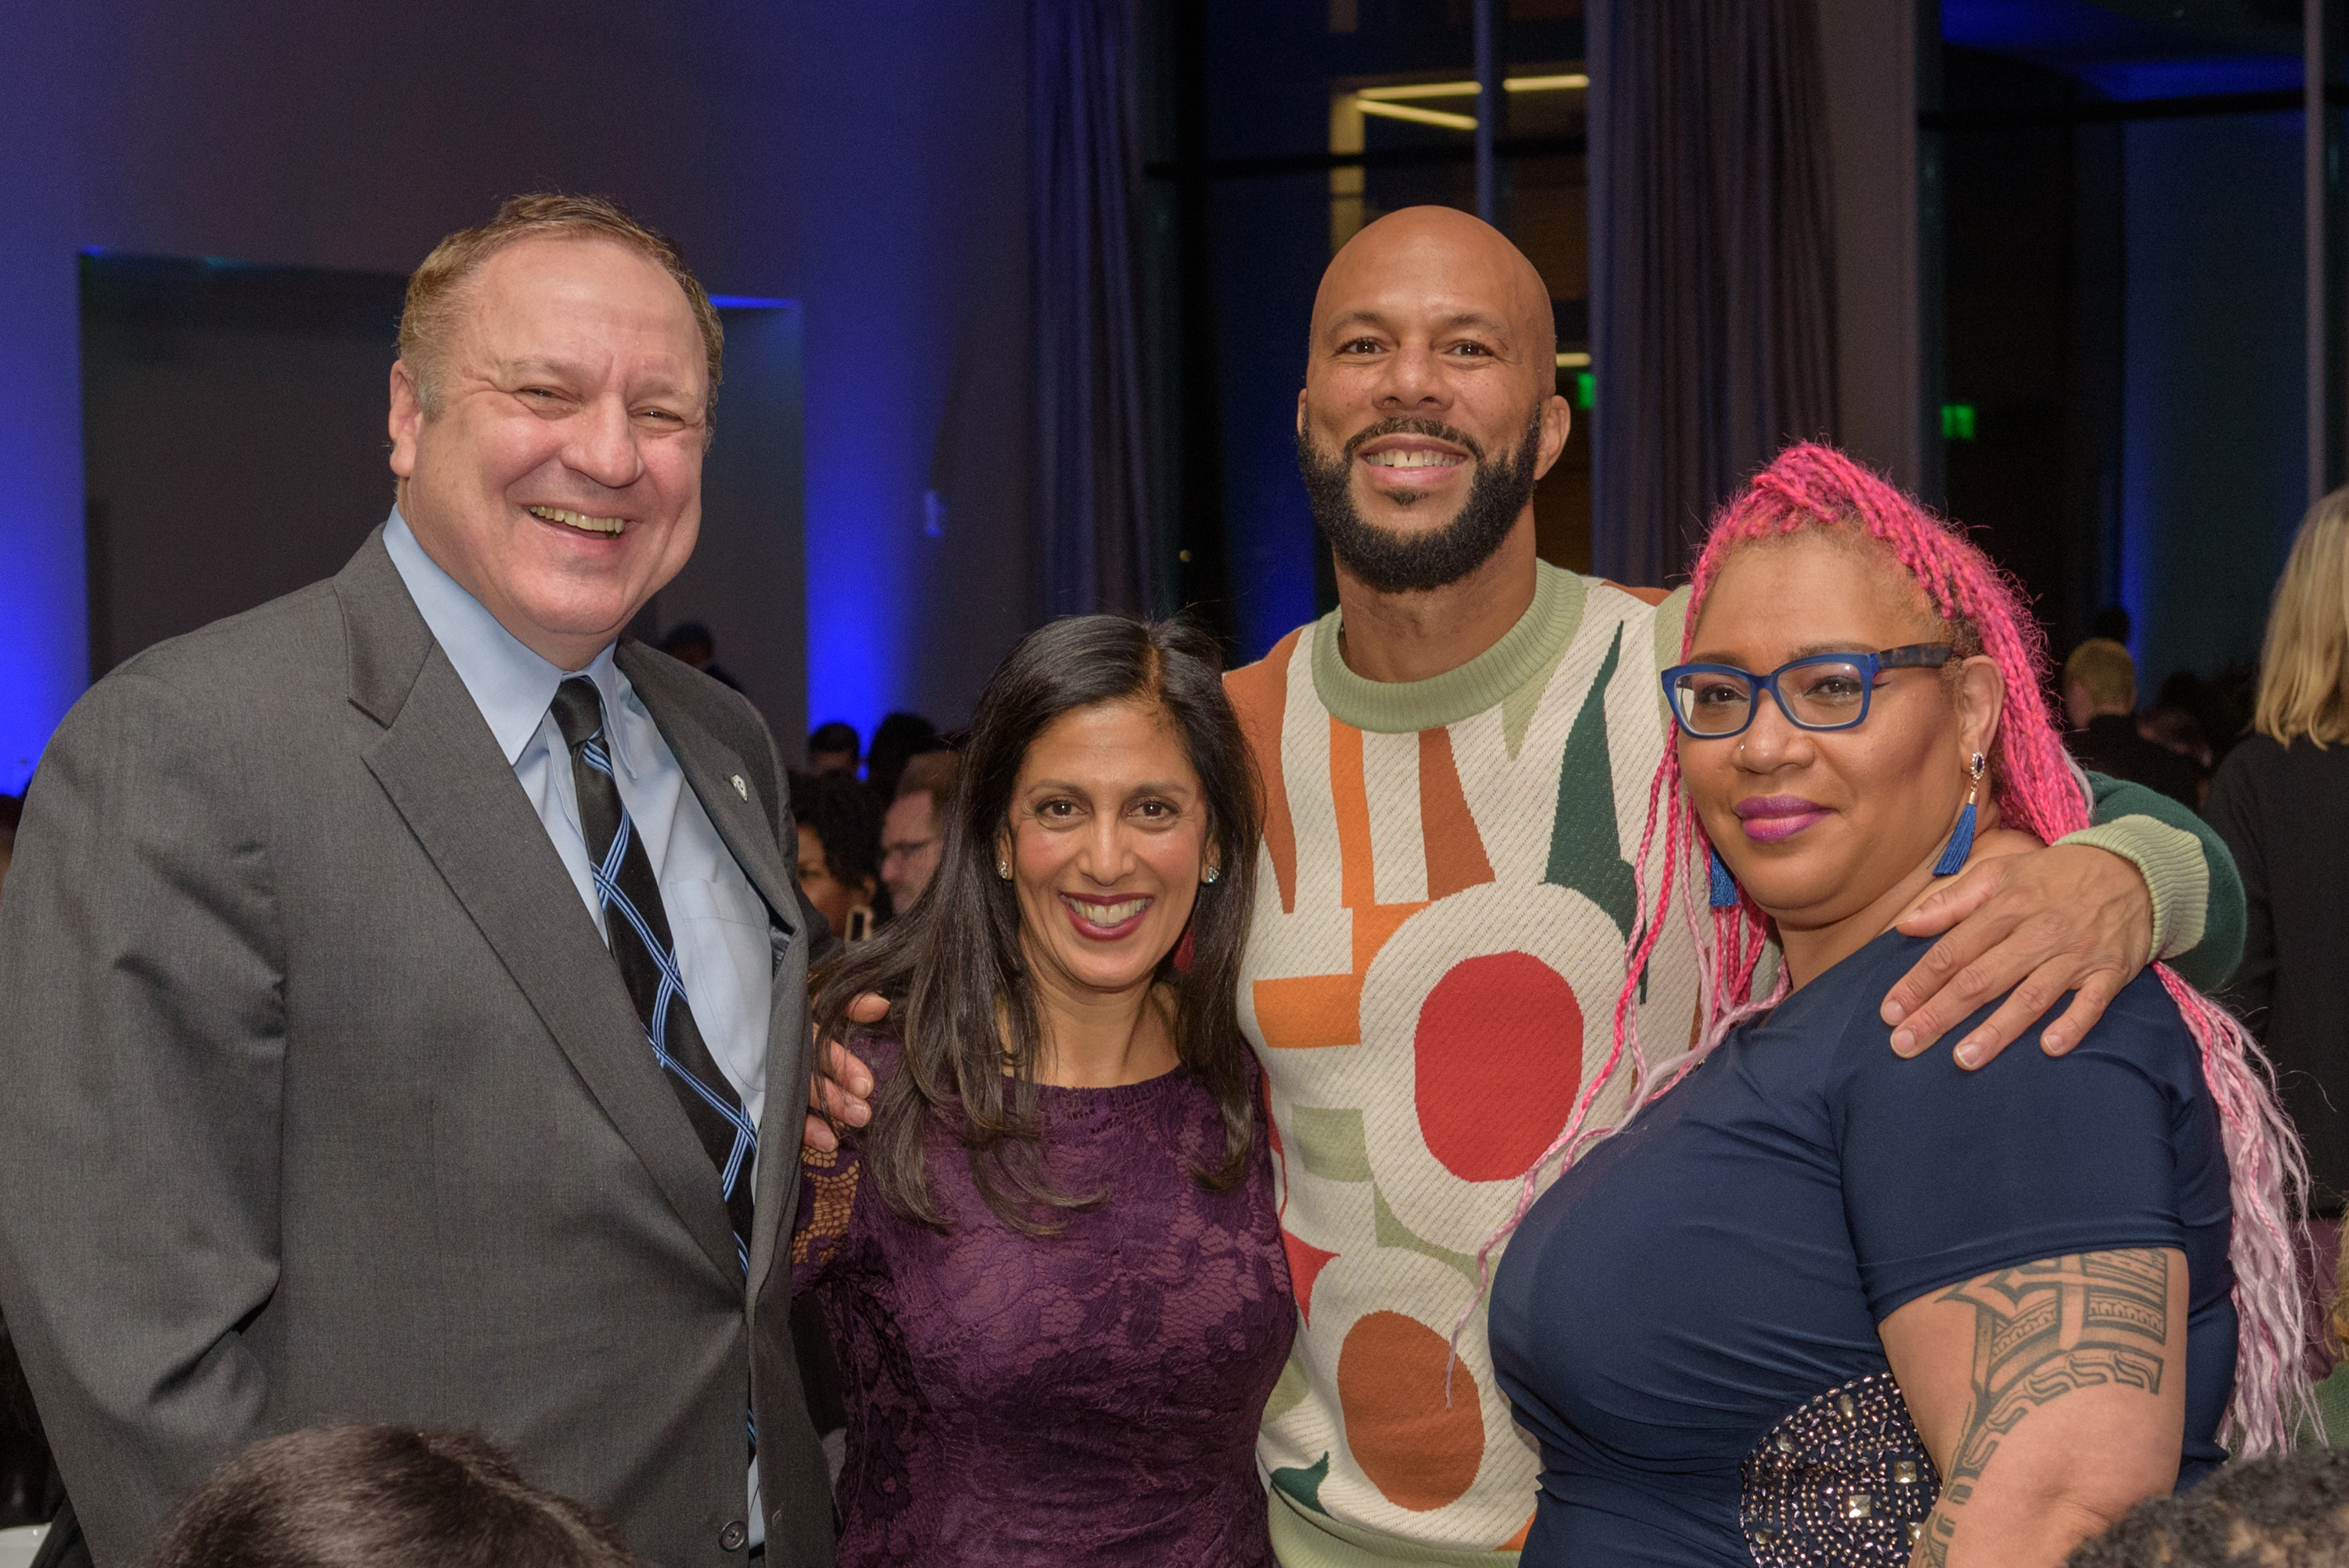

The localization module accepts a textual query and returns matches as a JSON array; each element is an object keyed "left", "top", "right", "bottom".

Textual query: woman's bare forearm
[{"left": 1885, "top": 1248, "right": 2187, "bottom": 1568}]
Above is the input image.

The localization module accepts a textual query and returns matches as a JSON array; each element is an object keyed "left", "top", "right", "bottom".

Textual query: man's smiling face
[
  {"left": 1295, "top": 206, "right": 1569, "bottom": 593},
  {"left": 388, "top": 236, "right": 709, "bottom": 671}
]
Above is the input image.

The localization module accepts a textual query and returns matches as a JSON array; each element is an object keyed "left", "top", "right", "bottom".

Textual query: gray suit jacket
[{"left": 0, "top": 532, "right": 836, "bottom": 1568}]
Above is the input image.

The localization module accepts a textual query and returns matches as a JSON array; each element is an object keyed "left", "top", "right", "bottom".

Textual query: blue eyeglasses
[{"left": 1660, "top": 644, "right": 1955, "bottom": 739}]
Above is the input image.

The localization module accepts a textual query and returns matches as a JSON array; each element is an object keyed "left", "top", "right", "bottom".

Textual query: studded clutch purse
[{"left": 1739, "top": 1372, "right": 1940, "bottom": 1565}]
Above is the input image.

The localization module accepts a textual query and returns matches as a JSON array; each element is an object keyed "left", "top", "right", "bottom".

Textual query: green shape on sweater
[
  {"left": 1271, "top": 1451, "right": 1333, "bottom": 1515},
  {"left": 1292, "top": 1105, "right": 1373, "bottom": 1183},
  {"left": 1545, "top": 623, "right": 1639, "bottom": 939},
  {"left": 1264, "top": 1348, "right": 1313, "bottom": 1426},
  {"left": 1373, "top": 1183, "right": 1481, "bottom": 1289}
]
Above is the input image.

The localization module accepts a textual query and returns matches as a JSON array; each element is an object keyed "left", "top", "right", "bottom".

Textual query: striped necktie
[{"left": 550, "top": 677, "right": 757, "bottom": 1275}]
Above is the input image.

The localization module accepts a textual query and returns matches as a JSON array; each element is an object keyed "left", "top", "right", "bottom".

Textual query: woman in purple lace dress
[{"left": 796, "top": 616, "right": 1293, "bottom": 1567}]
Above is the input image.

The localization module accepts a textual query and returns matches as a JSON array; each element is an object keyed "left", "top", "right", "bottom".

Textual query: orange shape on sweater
[
  {"left": 1336, "top": 1310, "right": 1485, "bottom": 1512},
  {"left": 1417, "top": 726, "right": 1496, "bottom": 900},
  {"left": 1252, "top": 719, "right": 1429, "bottom": 1047},
  {"left": 1254, "top": 972, "right": 1366, "bottom": 1051}
]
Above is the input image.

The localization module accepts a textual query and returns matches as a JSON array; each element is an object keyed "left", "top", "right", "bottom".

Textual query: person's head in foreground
[
  {"left": 2253, "top": 482, "right": 2349, "bottom": 750},
  {"left": 146, "top": 1426, "right": 641, "bottom": 1568},
  {"left": 389, "top": 193, "right": 720, "bottom": 673},
  {"left": 2062, "top": 1446, "right": 2349, "bottom": 1567},
  {"left": 1478, "top": 443, "right": 2310, "bottom": 1568},
  {"left": 881, "top": 748, "right": 959, "bottom": 912},
  {"left": 815, "top": 615, "right": 1260, "bottom": 1230},
  {"left": 1293, "top": 204, "right": 1570, "bottom": 597}
]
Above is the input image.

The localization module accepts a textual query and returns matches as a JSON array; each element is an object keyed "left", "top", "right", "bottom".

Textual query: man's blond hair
[
  {"left": 2255, "top": 486, "right": 2349, "bottom": 748},
  {"left": 398, "top": 193, "right": 723, "bottom": 427},
  {"left": 2063, "top": 637, "right": 2136, "bottom": 713}
]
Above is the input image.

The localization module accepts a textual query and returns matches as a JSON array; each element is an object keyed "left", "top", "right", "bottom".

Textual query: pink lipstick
[{"left": 1734, "top": 795, "right": 1831, "bottom": 844}]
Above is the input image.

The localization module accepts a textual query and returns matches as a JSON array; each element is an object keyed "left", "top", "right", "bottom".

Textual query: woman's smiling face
[
  {"left": 1680, "top": 532, "right": 2002, "bottom": 943},
  {"left": 1000, "top": 698, "right": 1215, "bottom": 1008}
]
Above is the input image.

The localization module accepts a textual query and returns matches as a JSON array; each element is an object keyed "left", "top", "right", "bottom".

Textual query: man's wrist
[{"left": 2053, "top": 816, "right": 2206, "bottom": 959}]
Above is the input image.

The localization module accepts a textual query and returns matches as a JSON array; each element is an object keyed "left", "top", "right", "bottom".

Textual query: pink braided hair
[{"left": 1455, "top": 442, "right": 2313, "bottom": 1454}]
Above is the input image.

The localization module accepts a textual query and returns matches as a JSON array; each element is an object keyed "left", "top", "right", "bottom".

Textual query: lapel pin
[{"left": 731, "top": 774, "right": 749, "bottom": 801}]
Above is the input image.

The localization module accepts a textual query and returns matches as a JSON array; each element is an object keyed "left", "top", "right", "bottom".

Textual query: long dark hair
[{"left": 813, "top": 615, "right": 1262, "bottom": 1233}]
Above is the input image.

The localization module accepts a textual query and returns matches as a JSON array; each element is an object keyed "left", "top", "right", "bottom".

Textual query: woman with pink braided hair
[{"left": 1484, "top": 445, "right": 2310, "bottom": 1568}]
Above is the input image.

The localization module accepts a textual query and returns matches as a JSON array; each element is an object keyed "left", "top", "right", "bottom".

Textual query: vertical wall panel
[
  {"left": 2123, "top": 112, "right": 2307, "bottom": 687},
  {"left": 0, "top": 11, "right": 86, "bottom": 793},
  {"left": 1814, "top": 0, "right": 1923, "bottom": 494}
]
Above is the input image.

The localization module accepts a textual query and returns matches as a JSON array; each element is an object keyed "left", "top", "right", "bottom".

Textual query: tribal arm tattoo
[{"left": 1914, "top": 1249, "right": 2170, "bottom": 1568}]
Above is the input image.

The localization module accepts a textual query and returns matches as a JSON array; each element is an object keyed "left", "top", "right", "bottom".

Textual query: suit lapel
[
  {"left": 745, "top": 928, "right": 812, "bottom": 1303},
  {"left": 616, "top": 647, "right": 799, "bottom": 929},
  {"left": 338, "top": 539, "right": 741, "bottom": 1283}
]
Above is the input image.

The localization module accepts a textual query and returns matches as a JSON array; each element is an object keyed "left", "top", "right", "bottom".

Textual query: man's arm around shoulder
[
  {"left": 0, "top": 666, "right": 287, "bottom": 1565},
  {"left": 2065, "top": 770, "right": 2243, "bottom": 990}
]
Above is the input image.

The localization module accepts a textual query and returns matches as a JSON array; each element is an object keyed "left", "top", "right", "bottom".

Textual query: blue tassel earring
[
  {"left": 1932, "top": 751, "right": 1988, "bottom": 876},
  {"left": 1709, "top": 848, "right": 1741, "bottom": 907}
]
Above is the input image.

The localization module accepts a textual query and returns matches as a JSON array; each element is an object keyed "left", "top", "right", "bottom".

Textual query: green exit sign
[{"left": 1942, "top": 402, "right": 1977, "bottom": 441}]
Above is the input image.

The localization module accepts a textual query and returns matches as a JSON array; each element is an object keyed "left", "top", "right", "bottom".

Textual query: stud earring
[
  {"left": 1932, "top": 751, "right": 1989, "bottom": 877},
  {"left": 997, "top": 860, "right": 1011, "bottom": 880},
  {"left": 1203, "top": 865, "right": 1221, "bottom": 885}
]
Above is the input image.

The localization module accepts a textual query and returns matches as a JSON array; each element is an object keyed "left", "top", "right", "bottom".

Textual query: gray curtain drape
[
  {"left": 1030, "top": 0, "right": 1159, "bottom": 619},
  {"left": 1589, "top": 0, "right": 1840, "bottom": 586}
]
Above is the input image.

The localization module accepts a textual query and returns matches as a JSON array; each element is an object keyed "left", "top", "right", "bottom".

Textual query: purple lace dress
[{"left": 792, "top": 1037, "right": 1294, "bottom": 1566}]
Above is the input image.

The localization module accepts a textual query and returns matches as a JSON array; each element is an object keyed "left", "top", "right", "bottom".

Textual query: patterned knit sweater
[{"left": 1223, "top": 561, "right": 2237, "bottom": 1567}]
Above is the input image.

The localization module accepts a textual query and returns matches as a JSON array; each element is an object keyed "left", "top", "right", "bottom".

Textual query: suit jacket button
[{"left": 720, "top": 1520, "right": 748, "bottom": 1552}]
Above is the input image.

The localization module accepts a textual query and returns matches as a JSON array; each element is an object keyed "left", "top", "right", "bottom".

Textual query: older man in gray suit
[{"left": 0, "top": 196, "right": 836, "bottom": 1567}]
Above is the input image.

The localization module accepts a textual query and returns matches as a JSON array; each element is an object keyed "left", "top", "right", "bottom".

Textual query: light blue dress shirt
[{"left": 381, "top": 510, "right": 770, "bottom": 1136}]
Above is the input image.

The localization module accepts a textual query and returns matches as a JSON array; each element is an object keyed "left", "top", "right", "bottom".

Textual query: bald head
[
  {"left": 1294, "top": 206, "right": 1569, "bottom": 597},
  {"left": 1310, "top": 207, "right": 1557, "bottom": 398}
]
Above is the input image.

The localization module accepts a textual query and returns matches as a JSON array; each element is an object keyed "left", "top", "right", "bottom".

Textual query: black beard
[{"left": 1295, "top": 408, "right": 1545, "bottom": 595}]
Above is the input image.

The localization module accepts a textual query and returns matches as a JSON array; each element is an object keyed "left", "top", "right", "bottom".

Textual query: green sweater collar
[{"left": 1310, "top": 561, "right": 1587, "bottom": 734}]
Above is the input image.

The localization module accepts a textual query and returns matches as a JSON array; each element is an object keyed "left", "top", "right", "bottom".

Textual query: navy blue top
[{"left": 1489, "top": 931, "right": 2235, "bottom": 1566}]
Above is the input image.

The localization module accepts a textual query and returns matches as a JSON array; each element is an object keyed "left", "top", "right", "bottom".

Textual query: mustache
[{"left": 1338, "top": 417, "right": 1488, "bottom": 466}]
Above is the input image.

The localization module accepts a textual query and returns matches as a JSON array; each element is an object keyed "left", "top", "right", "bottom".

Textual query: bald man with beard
[
  {"left": 811, "top": 207, "right": 2243, "bottom": 1565},
  {"left": 1221, "top": 207, "right": 2240, "bottom": 1566}
]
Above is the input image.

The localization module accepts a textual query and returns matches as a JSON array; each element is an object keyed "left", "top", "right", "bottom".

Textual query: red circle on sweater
[{"left": 1413, "top": 951, "right": 1584, "bottom": 1182}]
